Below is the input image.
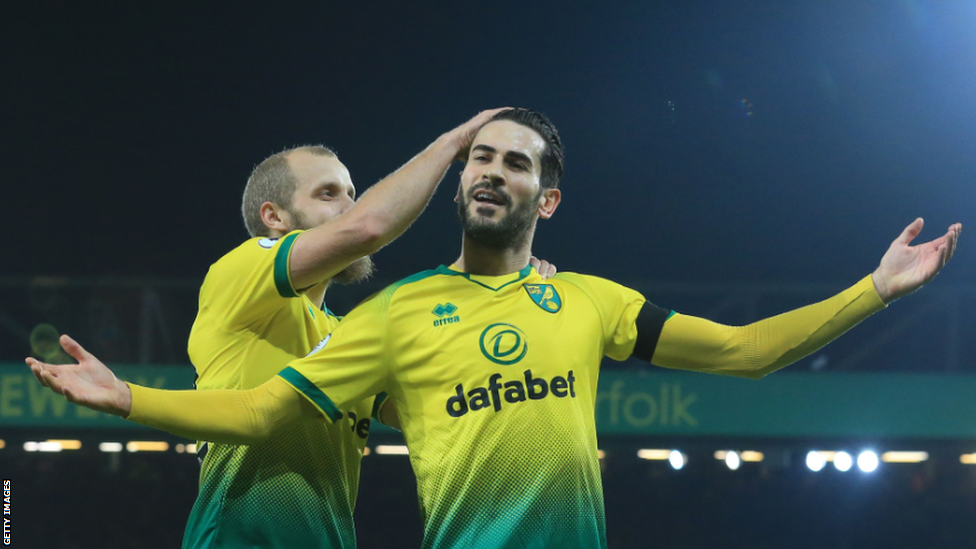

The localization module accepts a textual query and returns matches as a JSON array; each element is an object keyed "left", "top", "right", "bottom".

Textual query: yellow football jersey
[
  {"left": 186, "top": 230, "right": 380, "bottom": 549},
  {"left": 279, "top": 264, "right": 667, "bottom": 549}
]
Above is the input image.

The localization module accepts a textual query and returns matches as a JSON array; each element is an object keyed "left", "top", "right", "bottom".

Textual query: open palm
[
  {"left": 873, "top": 218, "right": 962, "bottom": 304},
  {"left": 25, "top": 334, "right": 131, "bottom": 416}
]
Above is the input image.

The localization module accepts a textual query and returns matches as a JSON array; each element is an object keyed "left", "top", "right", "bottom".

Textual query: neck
[
  {"left": 306, "top": 280, "right": 330, "bottom": 309},
  {"left": 454, "top": 229, "right": 535, "bottom": 276}
]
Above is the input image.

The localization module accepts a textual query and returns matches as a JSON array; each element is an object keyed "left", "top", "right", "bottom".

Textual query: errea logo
[{"left": 432, "top": 303, "right": 460, "bottom": 327}]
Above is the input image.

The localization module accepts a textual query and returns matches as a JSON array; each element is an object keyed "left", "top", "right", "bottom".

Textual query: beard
[
  {"left": 286, "top": 206, "right": 375, "bottom": 285},
  {"left": 332, "top": 256, "right": 375, "bottom": 284},
  {"left": 457, "top": 185, "right": 539, "bottom": 250}
]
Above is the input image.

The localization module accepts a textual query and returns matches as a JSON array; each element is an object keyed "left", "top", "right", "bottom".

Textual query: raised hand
[
  {"left": 449, "top": 108, "right": 511, "bottom": 162},
  {"left": 25, "top": 334, "right": 132, "bottom": 416},
  {"left": 530, "top": 256, "right": 558, "bottom": 280},
  {"left": 872, "top": 218, "right": 962, "bottom": 304}
]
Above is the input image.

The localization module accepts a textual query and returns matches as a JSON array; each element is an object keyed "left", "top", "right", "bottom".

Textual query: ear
[
  {"left": 537, "top": 188, "right": 561, "bottom": 220},
  {"left": 259, "top": 201, "right": 291, "bottom": 233}
]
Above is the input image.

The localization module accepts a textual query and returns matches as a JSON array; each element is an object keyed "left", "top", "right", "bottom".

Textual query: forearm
[
  {"left": 651, "top": 275, "right": 886, "bottom": 379},
  {"left": 126, "top": 376, "right": 308, "bottom": 445},
  {"left": 289, "top": 133, "right": 461, "bottom": 287},
  {"left": 351, "top": 133, "right": 461, "bottom": 249}
]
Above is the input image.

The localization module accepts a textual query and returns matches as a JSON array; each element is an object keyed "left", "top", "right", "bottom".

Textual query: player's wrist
[
  {"left": 870, "top": 269, "right": 894, "bottom": 304},
  {"left": 434, "top": 129, "right": 467, "bottom": 162},
  {"left": 116, "top": 380, "right": 134, "bottom": 418}
]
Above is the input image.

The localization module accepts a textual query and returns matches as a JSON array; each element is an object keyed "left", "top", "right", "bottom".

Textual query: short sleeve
[
  {"left": 557, "top": 273, "right": 664, "bottom": 361},
  {"left": 201, "top": 231, "right": 306, "bottom": 330},
  {"left": 276, "top": 289, "right": 394, "bottom": 422}
]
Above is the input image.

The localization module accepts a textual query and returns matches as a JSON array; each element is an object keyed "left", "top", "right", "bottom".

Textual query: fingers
[
  {"left": 897, "top": 218, "right": 924, "bottom": 245},
  {"left": 465, "top": 107, "right": 513, "bottom": 133},
  {"left": 529, "top": 257, "right": 557, "bottom": 279},
  {"left": 945, "top": 223, "right": 961, "bottom": 263},
  {"left": 39, "top": 368, "right": 66, "bottom": 394},
  {"left": 60, "top": 334, "right": 91, "bottom": 363},
  {"left": 25, "top": 356, "right": 80, "bottom": 404},
  {"left": 25, "top": 357, "right": 49, "bottom": 387},
  {"left": 474, "top": 107, "right": 511, "bottom": 123},
  {"left": 541, "top": 261, "right": 556, "bottom": 279}
]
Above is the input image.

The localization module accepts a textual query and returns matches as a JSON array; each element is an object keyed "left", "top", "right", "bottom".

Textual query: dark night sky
[{"left": 6, "top": 0, "right": 974, "bottom": 289}]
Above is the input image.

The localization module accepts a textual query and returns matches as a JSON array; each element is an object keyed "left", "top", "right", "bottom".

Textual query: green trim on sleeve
[
  {"left": 277, "top": 366, "right": 344, "bottom": 422},
  {"left": 371, "top": 392, "right": 390, "bottom": 421},
  {"left": 666, "top": 310, "right": 676, "bottom": 321},
  {"left": 273, "top": 233, "right": 301, "bottom": 298}
]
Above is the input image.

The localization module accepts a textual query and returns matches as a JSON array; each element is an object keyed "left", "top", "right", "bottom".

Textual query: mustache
[{"left": 467, "top": 182, "right": 511, "bottom": 206}]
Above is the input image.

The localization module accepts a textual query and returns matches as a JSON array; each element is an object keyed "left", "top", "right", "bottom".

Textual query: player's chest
[{"left": 391, "top": 283, "right": 602, "bottom": 387}]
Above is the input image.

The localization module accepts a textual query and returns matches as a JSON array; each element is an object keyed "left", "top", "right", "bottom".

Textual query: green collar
[{"left": 436, "top": 264, "right": 534, "bottom": 291}]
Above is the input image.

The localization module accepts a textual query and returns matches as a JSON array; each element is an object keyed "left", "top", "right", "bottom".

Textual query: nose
[{"left": 482, "top": 160, "right": 504, "bottom": 186}]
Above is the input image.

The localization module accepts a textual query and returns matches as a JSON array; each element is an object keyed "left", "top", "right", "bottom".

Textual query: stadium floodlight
[
  {"left": 186, "top": 443, "right": 197, "bottom": 454},
  {"left": 24, "top": 441, "right": 62, "bottom": 452},
  {"left": 47, "top": 439, "right": 81, "bottom": 450},
  {"left": 638, "top": 449, "right": 673, "bottom": 460},
  {"left": 725, "top": 451, "right": 741, "bottom": 471},
  {"left": 375, "top": 445, "right": 409, "bottom": 455},
  {"left": 668, "top": 450, "right": 685, "bottom": 470},
  {"left": 806, "top": 451, "right": 827, "bottom": 472},
  {"left": 99, "top": 442, "right": 123, "bottom": 453},
  {"left": 0, "top": 439, "right": 5, "bottom": 449},
  {"left": 857, "top": 451, "right": 879, "bottom": 472},
  {"left": 126, "top": 441, "right": 169, "bottom": 452},
  {"left": 834, "top": 451, "right": 853, "bottom": 472},
  {"left": 960, "top": 453, "right": 976, "bottom": 464},
  {"left": 598, "top": 449, "right": 606, "bottom": 460},
  {"left": 740, "top": 451, "right": 764, "bottom": 462},
  {"left": 881, "top": 451, "right": 928, "bottom": 463}
]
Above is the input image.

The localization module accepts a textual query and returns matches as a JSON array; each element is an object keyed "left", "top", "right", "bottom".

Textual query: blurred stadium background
[{"left": 5, "top": 0, "right": 976, "bottom": 547}]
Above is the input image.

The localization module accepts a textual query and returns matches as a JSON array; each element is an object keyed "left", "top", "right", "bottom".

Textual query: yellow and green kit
[
  {"left": 185, "top": 231, "right": 382, "bottom": 549},
  {"left": 280, "top": 265, "right": 665, "bottom": 549}
]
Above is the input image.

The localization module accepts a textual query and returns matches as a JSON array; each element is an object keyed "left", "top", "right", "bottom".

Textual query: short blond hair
[{"left": 241, "top": 145, "right": 336, "bottom": 237}]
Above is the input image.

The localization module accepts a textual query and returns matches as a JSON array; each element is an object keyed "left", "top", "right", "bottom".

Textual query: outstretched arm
[
  {"left": 648, "top": 219, "right": 961, "bottom": 378},
  {"left": 288, "top": 108, "right": 508, "bottom": 289},
  {"left": 26, "top": 335, "right": 314, "bottom": 444}
]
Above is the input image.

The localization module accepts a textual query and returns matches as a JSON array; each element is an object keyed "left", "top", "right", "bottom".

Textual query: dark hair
[
  {"left": 241, "top": 145, "right": 336, "bottom": 237},
  {"left": 490, "top": 108, "right": 564, "bottom": 189}
]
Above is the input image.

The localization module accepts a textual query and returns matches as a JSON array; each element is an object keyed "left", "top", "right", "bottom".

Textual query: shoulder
[
  {"left": 344, "top": 267, "right": 444, "bottom": 317},
  {"left": 552, "top": 272, "right": 646, "bottom": 312},
  {"left": 207, "top": 232, "right": 302, "bottom": 277},
  {"left": 385, "top": 267, "right": 448, "bottom": 299},
  {"left": 552, "top": 272, "right": 627, "bottom": 294}
]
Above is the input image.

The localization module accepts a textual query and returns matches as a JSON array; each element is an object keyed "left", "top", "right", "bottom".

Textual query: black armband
[{"left": 632, "top": 302, "right": 672, "bottom": 363}]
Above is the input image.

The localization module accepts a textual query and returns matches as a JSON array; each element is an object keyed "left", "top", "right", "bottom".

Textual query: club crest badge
[{"left": 523, "top": 284, "right": 561, "bottom": 313}]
